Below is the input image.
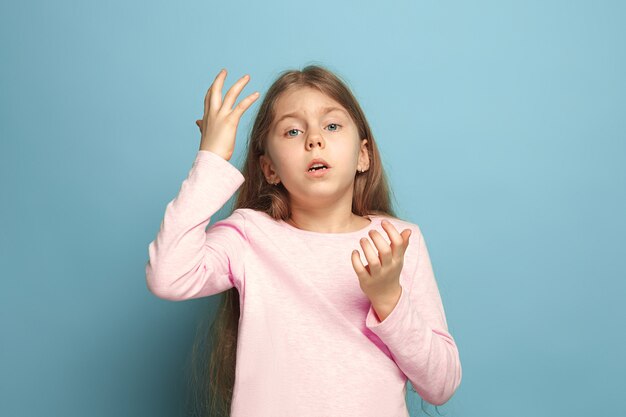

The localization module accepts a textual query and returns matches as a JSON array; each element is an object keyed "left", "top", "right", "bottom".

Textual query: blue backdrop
[{"left": 1, "top": 1, "right": 624, "bottom": 416}]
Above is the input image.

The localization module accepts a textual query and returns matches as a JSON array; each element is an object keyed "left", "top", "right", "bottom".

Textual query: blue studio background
[{"left": 1, "top": 1, "right": 624, "bottom": 416}]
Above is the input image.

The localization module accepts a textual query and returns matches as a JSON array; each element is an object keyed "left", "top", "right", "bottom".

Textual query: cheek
[
  {"left": 350, "top": 143, "right": 363, "bottom": 161},
  {"left": 272, "top": 150, "right": 299, "bottom": 174}
]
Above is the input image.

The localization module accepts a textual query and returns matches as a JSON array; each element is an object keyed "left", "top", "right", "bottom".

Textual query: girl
[{"left": 145, "top": 65, "right": 462, "bottom": 417}]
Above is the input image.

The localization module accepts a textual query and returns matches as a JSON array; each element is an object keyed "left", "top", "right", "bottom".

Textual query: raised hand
[
  {"left": 195, "top": 68, "right": 260, "bottom": 161},
  {"left": 351, "top": 220, "right": 412, "bottom": 320}
]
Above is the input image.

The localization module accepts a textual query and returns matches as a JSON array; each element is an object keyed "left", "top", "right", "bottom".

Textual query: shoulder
[
  {"left": 208, "top": 209, "right": 252, "bottom": 240},
  {"left": 232, "top": 207, "right": 269, "bottom": 222},
  {"left": 228, "top": 208, "right": 277, "bottom": 233},
  {"left": 217, "top": 208, "right": 266, "bottom": 222}
]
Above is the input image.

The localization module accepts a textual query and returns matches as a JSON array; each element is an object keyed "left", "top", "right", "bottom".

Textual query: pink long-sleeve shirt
[{"left": 145, "top": 150, "right": 462, "bottom": 417}]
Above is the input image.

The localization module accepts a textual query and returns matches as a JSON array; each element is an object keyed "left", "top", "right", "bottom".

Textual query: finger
[
  {"left": 351, "top": 250, "right": 369, "bottom": 280},
  {"left": 209, "top": 68, "right": 227, "bottom": 115},
  {"left": 381, "top": 220, "right": 410, "bottom": 258},
  {"left": 222, "top": 73, "right": 251, "bottom": 113},
  {"left": 203, "top": 84, "right": 211, "bottom": 117},
  {"left": 230, "top": 91, "right": 260, "bottom": 119},
  {"left": 206, "top": 69, "right": 223, "bottom": 115},
  {"left": 367, "top": 229, "right": 392, "bottom": 266},
  {"left": 359, "top": 237, "right": 381, "bottom": 274}
]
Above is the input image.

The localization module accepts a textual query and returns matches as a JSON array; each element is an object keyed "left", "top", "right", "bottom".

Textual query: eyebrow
[{"left": 274, "top": 106, "right": 349, "bottom": 126}]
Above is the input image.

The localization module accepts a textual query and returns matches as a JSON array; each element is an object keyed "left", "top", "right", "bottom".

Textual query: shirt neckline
[{"left": 277, "top": 214, "right": 382, "bottom": 238}]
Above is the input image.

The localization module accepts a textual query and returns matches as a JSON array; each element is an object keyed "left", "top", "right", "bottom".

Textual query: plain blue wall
[{"left": 2, "top": 1, "right": 624, "bottom": 416}]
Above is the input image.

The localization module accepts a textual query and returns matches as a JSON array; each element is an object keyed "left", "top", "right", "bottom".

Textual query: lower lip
[{"left": 306, "top": 167, "right": 331, "bottom": 177}]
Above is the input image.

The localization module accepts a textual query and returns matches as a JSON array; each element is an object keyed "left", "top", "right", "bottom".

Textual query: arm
[
  {"left": 145, "top": 150, "right": 247, "bottom": 301},
  {"left": 365, "top": 226, "right": 462, "bottom": 405}
]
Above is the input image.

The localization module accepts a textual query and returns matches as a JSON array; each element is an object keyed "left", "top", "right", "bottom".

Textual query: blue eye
[{"left": 284, "top": 123, "right": 341, "bottom": 138}]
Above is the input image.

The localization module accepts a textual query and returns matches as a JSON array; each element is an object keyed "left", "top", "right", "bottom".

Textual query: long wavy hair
[{"left": 185, "top": 64, "right": 440, "bottom": 416}]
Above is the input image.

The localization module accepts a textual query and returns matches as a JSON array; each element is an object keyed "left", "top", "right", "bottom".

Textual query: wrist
[{"left": 370, "top": 286, "right": 402, "bottom": 322}]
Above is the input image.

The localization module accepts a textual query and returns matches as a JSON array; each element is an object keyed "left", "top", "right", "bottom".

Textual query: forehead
[{"left": 273, "top": 87, "right": 349, "bottom": 123}]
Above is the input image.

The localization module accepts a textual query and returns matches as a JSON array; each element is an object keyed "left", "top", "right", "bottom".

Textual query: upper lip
[{"left": 307, "top": 158, "right": 332, "bottom": 171}]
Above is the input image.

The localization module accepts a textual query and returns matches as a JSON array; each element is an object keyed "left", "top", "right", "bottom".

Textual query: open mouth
[{"left": 307, "top": 165, "right": 329, "bottom": 172}]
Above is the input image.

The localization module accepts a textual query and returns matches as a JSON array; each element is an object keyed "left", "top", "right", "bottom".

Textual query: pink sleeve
[
  {"left": 145, "top": 150, "right": 247, "bottom": 301},
  {"left": 365, "top": 226, "right": 462, "bottom": 405}
]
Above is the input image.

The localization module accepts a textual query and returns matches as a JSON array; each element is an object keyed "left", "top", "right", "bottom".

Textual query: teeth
[{"left": 308, "top": 163, "right": 327, "bottom": 171}]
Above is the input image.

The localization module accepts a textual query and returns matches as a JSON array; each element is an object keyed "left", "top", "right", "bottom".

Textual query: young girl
[{"left": 145, "top": 65, "right": 462, "bottom": 417}]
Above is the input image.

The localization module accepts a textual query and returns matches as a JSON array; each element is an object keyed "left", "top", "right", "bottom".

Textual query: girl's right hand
[{"left": 195, "top": 68, "right": 260, "bottom": 161}]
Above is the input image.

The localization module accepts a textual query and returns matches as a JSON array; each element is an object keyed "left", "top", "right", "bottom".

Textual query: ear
[
  {"left": 259, "top": 153, "right": 280, "bottom": 184},
  {"left": 358, "top": 138, "right": 370, "bottom": 171}
]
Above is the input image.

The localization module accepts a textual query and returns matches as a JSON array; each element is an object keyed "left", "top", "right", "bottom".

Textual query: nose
[{"left": 305, "top": 129, "right": 325, "bottom": 150}]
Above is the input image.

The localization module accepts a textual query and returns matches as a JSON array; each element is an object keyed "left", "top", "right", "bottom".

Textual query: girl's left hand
[{"left": 351, "top": 220, "right": 412, "bottom": 304}]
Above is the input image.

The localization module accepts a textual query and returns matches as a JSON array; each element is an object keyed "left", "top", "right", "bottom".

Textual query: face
[{"left": 259, "top": 87, "right": 370, "bottom": 208}]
